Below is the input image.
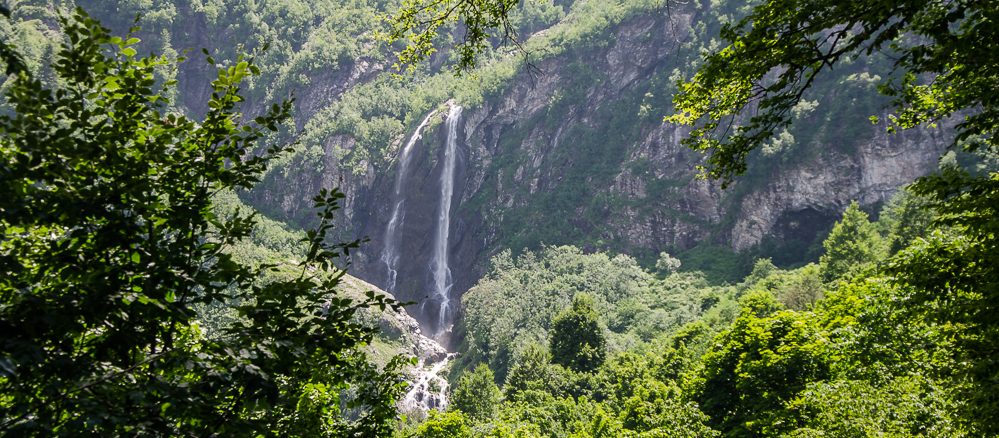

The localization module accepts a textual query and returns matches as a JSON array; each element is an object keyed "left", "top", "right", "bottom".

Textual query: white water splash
[
  {"left": 399, "top": 352, "right": 456, "bottom": 416},
  {"left": 430, "top": 105, "right": 462, "bottom": 334},
  {"left": 381, "top": 110, "right": 438, "bottom": 291}
]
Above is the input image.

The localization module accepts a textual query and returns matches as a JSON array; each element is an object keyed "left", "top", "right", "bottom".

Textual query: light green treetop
[{"left": 819, "top": 201, "right": 887, "bottom": 283}]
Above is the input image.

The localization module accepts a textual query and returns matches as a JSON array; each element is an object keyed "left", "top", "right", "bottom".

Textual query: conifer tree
[
  {"left": 450, "top": 363, "right": 501, "bottom": 421},
  {"left": 819, "top": 202, "right": 886, "bottom": 282}
]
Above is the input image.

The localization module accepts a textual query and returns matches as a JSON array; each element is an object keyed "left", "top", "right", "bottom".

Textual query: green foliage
[
  {"left": 819, "top": 202, "right": 886, "bottom": 283},
  {"left": 487, "top": 391, "right": 607, "bottom": 438},
  {"left": 460, "top": 246, "right": 725, "bottom": 381},
  {"left": 665, "top": 3, "right": 999, "bottom": 428},
  {"left": 414, "top": 410, "right": 473, "bottom": 438},
  {"left": 742, "top": 258, "right": 778, "bottom": 286},
  {"left": 451, "top": 363, "right": 502, "bottom": 421},
  {"left": 0, "top": 4, "right": 28, "bottom": 76},
  {"left": 502, "top": 343, "right": 571, "bottom": 400},
  {"left": 886, "top": 164, "right": 999, "bottom": 433},
  {"left": 744, "top": 262, "right": 824, "bottom": 311},
  {"left": 381, "top": 0, "right": 662, "bottom": 74},
  {"left": 619, "top": 380, "right": 718, "bottom": 437},
  {"left": 550, "top": 294, "right": 607, "bottom": 373},
  {"left": 507, "top": 0, "right": 565, "bottom": 38},
  {"left": 0, "top": 11, "right": 405, "bottom": 435},
  {"left": 786, "top": 375, "right": 967, "bottom": 437},
  {"left": 381, "top": 0, "right": 519, "bottom": 73},
  {"left": 677, "top": 244, "right": 752, "bottom": 283},
  {"left": 385, "top": 2, "right": 997, "bottom": 428},
  {"left": 662, "top": 0, "right": 999, "bottom": 432},
  {"left": 75, "top": 0, "right": 392, "bottom": 108},
  {"left": 668, "top": 0, "right": 999, "bottom": 186},
  {"left": 590, "top": 352, "right": 661, "bottom": 407},
  {"left": 692, "top": 292, "right": 830, "bottom": 435},
  {"left": 814, "top": 278, "right": 953, "bottom": 383},
  {"left": 654, "top": 251, "right": 681, "bottom": 275},
  {"left": 10, "top": 1, "right": 993, "bottom": 436},
  {"left": 427, "top": 201, "right": 985, "bottom": 436},
  {"left": 878, "top": 187, "right": 936, "bottom": 254}
]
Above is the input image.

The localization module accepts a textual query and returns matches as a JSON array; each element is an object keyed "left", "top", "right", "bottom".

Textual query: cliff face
[
  {"left": 220, "top": 9, "right": 945, "bottom": 334},
  {"left": 59, "top": 0, "right": 947, "bottom": 337},
  {"left": 728, "top": 126, "right": 947, "bottom": 251}
]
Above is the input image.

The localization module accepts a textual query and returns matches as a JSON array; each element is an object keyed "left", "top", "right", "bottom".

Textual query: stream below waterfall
[{"left": 399, "top": 352, "right": 457, "bottom": 416}]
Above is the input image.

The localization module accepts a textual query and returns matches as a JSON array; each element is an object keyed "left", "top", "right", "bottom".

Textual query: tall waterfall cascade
[
  {"left": 381, "top": 105, "right": 463, "bottom": 417},
  {"left": 380, "top": 110, "right": 437, "bottom": 292},
  {"left": 430, "top": 105, "right": 463, "bottom": 336}
]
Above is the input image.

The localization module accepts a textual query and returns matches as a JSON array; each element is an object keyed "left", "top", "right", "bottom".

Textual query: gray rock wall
[{"left": 242, "top": 10, "right": 946, "bottom": 334}]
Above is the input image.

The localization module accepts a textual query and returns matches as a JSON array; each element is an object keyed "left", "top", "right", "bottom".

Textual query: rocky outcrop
[
  {"left": 340, "top": 276, "right": 453, "bottom": 416},
  {"left": 247, "top": 10, "right": 946, "bottom": 335},
  {"left": 729, "top": 125, "right": 947, "bottom": 250}
]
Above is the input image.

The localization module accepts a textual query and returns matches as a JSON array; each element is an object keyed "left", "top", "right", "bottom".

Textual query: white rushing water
[
  {"left": 430, "top": 105, "right": 462, "bottom": 334},
  {"left": 381, "top": 110, "right": 438, "bottom": 292},
  {"left": 399, "top": 352, "right": 456, "bottom": 415},
  {"left": 381, "top": 105, "right": 462, "bottom": 418}
]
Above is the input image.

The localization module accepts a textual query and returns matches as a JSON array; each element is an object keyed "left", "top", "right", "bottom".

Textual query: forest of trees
[
  {"left": 390, "top": 0, "right": 999, "bottom": 435},
  {"left": 2, "top": 0, "right": 998, "bottom": 436},
  {"left": 0, "top": 8, "right": 410, "bottom": 435},
  {"left": 403, "top": 192, "right": 981, "bottom": 436}
]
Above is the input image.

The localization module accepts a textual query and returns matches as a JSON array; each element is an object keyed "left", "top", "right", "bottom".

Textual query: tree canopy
[
  {"left": 450, "top": 363, "right": 502, "bottom": 421},
  {"left": 818, "top": 201, "right": 886, "bottom": 282},
  {"left": 0, "top": 9, "right": 405, "bottom": 435},
  {"left": 549, "top": 294, "right": 607, "bottom": 373},
  {"left": 666, "top": 0, "right": 999, "bottom": 186},
  {"left": 669, "top": 0, "right": 999, "bottom": 429}
]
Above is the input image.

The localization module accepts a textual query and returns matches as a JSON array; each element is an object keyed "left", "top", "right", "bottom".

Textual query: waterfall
[
  {"left": 381, "top": 110, "right": 437, "bottom": 292},
  {"left": 399, "top": 352, "right": 457, "bottom": 415},
  {"left": 380, "top": 105, "right": 462, "bottom": 418},
  {"left": 430, "top": 105, "right": 462, "bottom": 333}
]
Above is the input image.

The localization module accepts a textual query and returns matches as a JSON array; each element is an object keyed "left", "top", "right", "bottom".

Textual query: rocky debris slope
[{"left": 340, "top": 276, "right": 453, "bottom": 417}]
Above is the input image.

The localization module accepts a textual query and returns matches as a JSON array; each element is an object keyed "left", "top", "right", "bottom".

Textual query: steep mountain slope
[
  {"left": 17, "top": 0, "right": 947, "bottom": 337},
  {"left": 243, "top": 2, "right": 946, "bottom": 335}
]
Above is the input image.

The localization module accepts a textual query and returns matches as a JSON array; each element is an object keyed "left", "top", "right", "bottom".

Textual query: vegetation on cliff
[
  {"left": 403, "top": 186, "right": 980, "bottom": 436},
  {"left": 3, "top": 0, "right": 998, "bottom": 435},
  {"left": 380, "top": 0, "right": 999, "bottom": 434}
]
